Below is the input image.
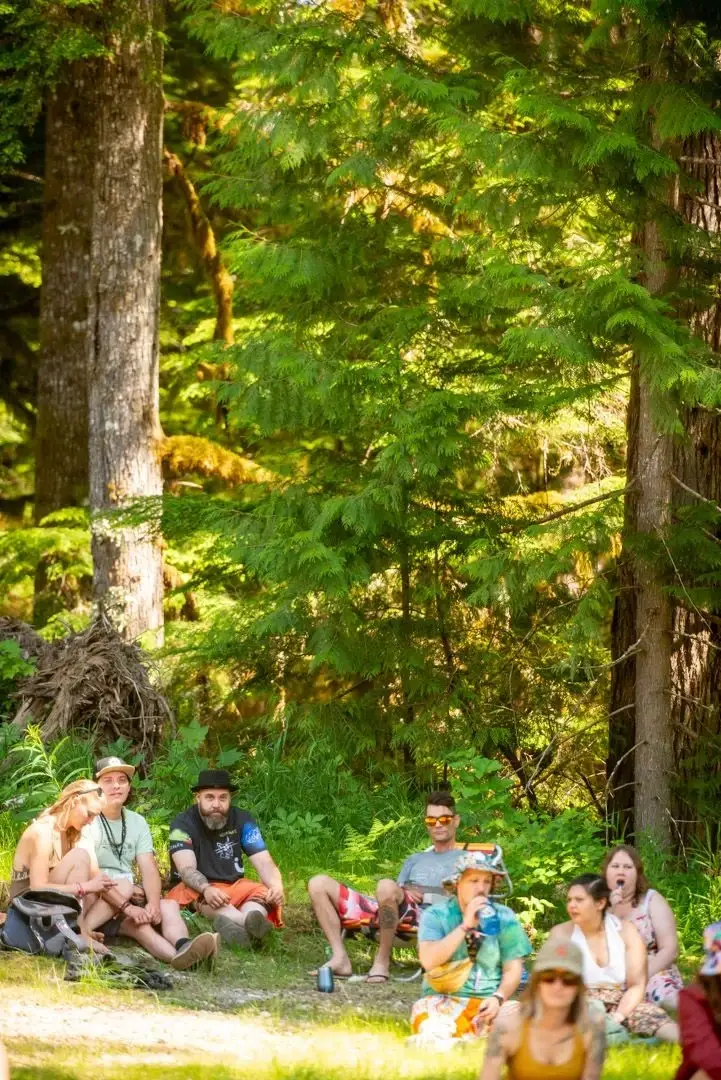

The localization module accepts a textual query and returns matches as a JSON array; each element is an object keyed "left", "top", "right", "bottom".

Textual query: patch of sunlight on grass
[{"left": 8, "top": 1024, "right": 681, "bottom": 1080}]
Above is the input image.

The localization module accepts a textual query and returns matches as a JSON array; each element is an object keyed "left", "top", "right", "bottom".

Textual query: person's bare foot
[
  {"left": 85, "top": 936, "right": 111, "bottom": 956},
  {"left": 365, "top": 964, "right": 390, "bottom": 984}
]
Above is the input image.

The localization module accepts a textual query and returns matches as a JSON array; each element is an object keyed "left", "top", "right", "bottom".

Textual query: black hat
[{"left": 191, "top": 768, "right": 238, "bottom": 793}]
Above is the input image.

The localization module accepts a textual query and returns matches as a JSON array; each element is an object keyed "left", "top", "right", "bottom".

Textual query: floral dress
[{"left": 628, "top": 890, "right": 683, "bottom": 1008}]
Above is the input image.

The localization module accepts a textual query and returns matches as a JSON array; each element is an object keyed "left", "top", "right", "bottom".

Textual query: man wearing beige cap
[{"left": 81, "top": 756, "right": 218, "bottom": 969}]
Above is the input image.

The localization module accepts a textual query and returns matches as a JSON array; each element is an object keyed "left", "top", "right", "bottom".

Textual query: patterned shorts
[
  {"left": 646, "top": 966, "right": 682, "bottom": 1009},
  {"left": 337, "top": 884, "right": 420, "bottom": 936},
  {"left": 410, "top": 994, "right": 520, "bottom": 1039},
  {"left": 587, "top": 986, "right": 671, "bottom": 1037}
]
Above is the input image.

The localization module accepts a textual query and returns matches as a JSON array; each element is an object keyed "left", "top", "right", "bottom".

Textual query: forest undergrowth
[
  {"left": 0, "top": 725, "right": 705, "bottom": 1079},
  {"left": 0, "top": 724, "right": 716, "bottom": 963}
]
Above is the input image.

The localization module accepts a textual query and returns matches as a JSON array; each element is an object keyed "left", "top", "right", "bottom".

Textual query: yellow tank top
[{"left": 507, "top": 1020, "right": 586, "bottom": 1080}]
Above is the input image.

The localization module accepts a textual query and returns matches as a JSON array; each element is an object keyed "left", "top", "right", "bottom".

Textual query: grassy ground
[
  {"left": 0, "top": 920, "right": 682, "bottom": 1080},
  {"left": 9, "top": 1042, "right": 681, "bottom": 1080},
  {"left": 0, "top": 795, "right": 689, "bottom": 1078}
]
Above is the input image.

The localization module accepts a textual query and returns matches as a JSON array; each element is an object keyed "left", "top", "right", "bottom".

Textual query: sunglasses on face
[
  {"left": 77, "top": 787, "right": 103, "bottom": 798},
  {"left": 424, "top": 814, "right": 455, "bottom": 827},
  {"left": 538, "top": 971, "right": 580, "bottom": 987}
]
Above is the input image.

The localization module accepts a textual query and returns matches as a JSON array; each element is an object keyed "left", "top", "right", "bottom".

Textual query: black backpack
[{"left": 1, "top": 889, "right": 88, "bottom": 958}]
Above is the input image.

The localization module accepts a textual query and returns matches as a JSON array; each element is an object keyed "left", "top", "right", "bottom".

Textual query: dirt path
[
  {"left": 0, "top": 981, "right": 414, "bottom": 1070},
  {"left": 2, "top": 995, "right": 306, "bottom": 1062}
]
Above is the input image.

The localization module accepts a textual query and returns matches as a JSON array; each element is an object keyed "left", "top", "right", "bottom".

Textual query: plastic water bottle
[
  {"left": 317, "top": 966, "right": 334, "bottom": 993},
  {"left": 479, "top": 901, "right": 501, "bottom": 938}
]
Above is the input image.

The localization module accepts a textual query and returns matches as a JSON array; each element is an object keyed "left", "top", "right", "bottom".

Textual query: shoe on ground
[
  {"left": 170, "top": 931, "right": 218, "bottom": 970},
  {"left": 244, "top": 910, "right": 272, "bottom": 947},
  {"left": 215, "top": 914, "right": 251, "bottom": 947}
]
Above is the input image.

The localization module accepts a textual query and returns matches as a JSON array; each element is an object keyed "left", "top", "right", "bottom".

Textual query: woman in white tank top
[{"left": 549, "top": 874, "right": 678, "bottom": 1043}]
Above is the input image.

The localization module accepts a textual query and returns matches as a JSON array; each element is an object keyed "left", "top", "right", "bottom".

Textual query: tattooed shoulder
[
  {"left": 484, "top": 1021, "right": 508, "bottom": 1061},
  {"left": 589, "top": 1014, "right": 606, "bottom": 1067}
]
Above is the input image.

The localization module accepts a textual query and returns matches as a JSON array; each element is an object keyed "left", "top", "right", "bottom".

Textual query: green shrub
[{"left": 0, "top": 726, "right": 715, "bottom": 961}]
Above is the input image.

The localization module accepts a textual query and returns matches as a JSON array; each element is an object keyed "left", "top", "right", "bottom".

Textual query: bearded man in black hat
[{"left": 167, "top": 769, "right": 284, "bottom": 947}]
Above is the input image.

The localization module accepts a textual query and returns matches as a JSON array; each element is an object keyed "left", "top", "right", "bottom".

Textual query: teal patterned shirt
[{"left": 418, "top": 895, "right": 531, "bottom": 998}]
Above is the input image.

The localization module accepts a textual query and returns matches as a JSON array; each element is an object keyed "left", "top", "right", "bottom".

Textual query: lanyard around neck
[{"left": 99, "top": 809, "right": 127, "bottom": 862}]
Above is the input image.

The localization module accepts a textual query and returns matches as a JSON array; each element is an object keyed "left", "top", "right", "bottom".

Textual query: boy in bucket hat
[
  {"left": 81, "top": 757, "right": 218, "bottom": 969},
  {"left": 167, "top": 769, "right": 284, "bottom": 947},
  {"left": 409, "top": 849, "right": 531, "bottom": 1044}
]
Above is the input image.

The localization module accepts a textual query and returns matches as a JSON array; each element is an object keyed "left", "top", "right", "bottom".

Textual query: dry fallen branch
[{"left": 11, "top": 613, "right": 173, "bottom": 749}]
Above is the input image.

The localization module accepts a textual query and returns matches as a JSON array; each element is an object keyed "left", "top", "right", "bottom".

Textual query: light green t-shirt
[
  {"left": 418, "top": 896, "right": 532, "bottom": 998},
  {"left": 85, "top": 809, "right": 154, "bottom": 881}
]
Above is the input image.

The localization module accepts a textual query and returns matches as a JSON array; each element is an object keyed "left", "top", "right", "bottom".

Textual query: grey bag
[{"left": 1, "top": 888, "right": 88, "bottom": 958}]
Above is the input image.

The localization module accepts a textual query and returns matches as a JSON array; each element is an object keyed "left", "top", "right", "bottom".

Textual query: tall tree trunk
[
  {"left": 633, "top": 221, "right": 674, "bottom": 845},
  {"left": 35, "top": 76, "right": 95, "bottom": 521},
  {"left": 670, "top": 132, "right": 721, "bottom": 843},
  {"left": 87, "top": 0, "right": 165, "bottom": 644},
  {"left": 610, "top": 216, "right": 675, "bottom": 847},
  {"left": 607, "top": 365, "right": 639, "bottom": 835}
]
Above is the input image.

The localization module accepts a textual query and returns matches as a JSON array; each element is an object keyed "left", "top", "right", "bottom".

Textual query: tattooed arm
[
  {"left": 171, "top": 848, "right": 210, "bottom": 895},
  {"left": 478, "top": 1020, "right": 514, "bottom": 1080},
  {"left": 582, "top": 1014, "right": 606, "bottom": 1080}
]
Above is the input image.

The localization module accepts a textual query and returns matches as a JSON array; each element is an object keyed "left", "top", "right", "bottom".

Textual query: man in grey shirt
[{"left": 308, "top": 791, "right": 460, "bottom": 982}]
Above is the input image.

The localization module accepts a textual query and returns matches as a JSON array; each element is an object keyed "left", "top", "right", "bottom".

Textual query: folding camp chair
[{"left": 341, "top": 841, "right": 512, "bottom": 981}]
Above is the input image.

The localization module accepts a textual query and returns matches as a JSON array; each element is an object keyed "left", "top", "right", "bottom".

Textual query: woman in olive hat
[{"left": 480, "top": 939, "right": 606, "bottom": 1080}]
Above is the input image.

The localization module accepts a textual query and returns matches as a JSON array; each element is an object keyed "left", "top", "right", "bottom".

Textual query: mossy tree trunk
[
  {"left": 669, "top": 132, "right": 721, "bottom": 843},
  {"left": 611, "top": 132, "right": 721, "bottom": 847},
  {"left": 609, "top": 218, "right": 676, "bottom": 847},
  {"left": 87, "top": 0, "right": 165, "bottom": 644},
  {"left": 632, "top": 219, "right": 674, "bottom": 846},
  {"left": 35, "top": 74, "right": 96, "bottom": 522}
]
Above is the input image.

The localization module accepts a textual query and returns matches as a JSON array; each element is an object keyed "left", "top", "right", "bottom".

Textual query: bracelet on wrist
[{"left": 491, "top": 992, "right": 505, "bottom": 1006}]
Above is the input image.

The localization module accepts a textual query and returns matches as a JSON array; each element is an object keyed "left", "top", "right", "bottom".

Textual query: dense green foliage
[{"left": 3, "top": 0, "right": 721, "bottom": 837}]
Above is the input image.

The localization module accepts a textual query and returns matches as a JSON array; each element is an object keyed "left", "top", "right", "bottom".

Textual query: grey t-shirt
[{"left": 396, "top": 848, "right": 460, "bottom": 903}]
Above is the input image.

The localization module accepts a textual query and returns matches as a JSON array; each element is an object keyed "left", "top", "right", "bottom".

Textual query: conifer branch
[
  {"left": 670, "top": 472, "right": 721, "bottom": 515},
  {"left": 598, "top": 628, "right": 647, "bottom": 668},
  {"left": 579, "top": 772, "right": 605, "bottom": 816},
  {"left": 508, "top": 483, "right": 632, "bottom": 532}
]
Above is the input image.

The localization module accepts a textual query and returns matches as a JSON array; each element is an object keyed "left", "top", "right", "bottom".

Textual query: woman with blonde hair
[
  {"left": 11, "top": 779, "right": 115, "bottom": 948},
  {"left": 479, "top": 939, "right": 606, "bottom": 1080}
]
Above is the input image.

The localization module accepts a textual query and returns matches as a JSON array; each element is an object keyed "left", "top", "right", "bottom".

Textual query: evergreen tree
[{"left": 163, "top": 0, "right": 657, "bottom": 784}]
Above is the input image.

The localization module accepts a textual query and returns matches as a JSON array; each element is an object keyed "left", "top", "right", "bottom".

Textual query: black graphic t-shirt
[{"left": 168, "top": 805, "right": 267, "bottom": 884}]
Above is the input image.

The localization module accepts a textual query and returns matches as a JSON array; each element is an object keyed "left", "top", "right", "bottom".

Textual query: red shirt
[{"left": 676, "top": 984, "right": 721, "bottom": 1080}]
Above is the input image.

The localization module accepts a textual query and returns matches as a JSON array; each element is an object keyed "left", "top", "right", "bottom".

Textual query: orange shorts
[{"left": 165, "top": 878, "right": 284, "bottom": 927}]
